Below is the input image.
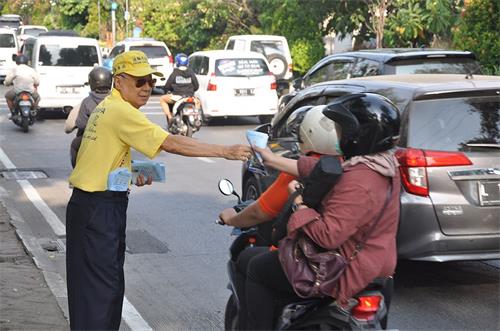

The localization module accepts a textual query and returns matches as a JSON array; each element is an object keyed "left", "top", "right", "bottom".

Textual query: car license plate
[
  {"left": 58, "top": 86, "right": 81, "bottom": 94},
  {"left": 234, "top": 88, "right": 254, "bottom": 96},
  {"left": 19, "top": 100, "right": 31, "bottom": 106},
  {"left": 478, "top": 181, "right": 500, "bottom": 206}
]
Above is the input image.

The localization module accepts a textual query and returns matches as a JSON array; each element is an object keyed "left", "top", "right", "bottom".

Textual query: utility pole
[
  {"left": 111, "top": 2, "right": 117, "bottom": 47},
  {"left": 125, "top": 0, "right": 130, "bottom": 38},
  {"left": 98, "top": 0, "right": 101, "bottom": 41}
]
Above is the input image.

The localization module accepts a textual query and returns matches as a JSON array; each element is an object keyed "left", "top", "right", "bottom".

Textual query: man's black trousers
[{"left": 66, "top": 188, "right": 128, "bottom": 330}]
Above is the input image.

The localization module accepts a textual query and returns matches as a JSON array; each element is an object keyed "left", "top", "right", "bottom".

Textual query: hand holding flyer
[
  {"left": 246, "top": 130, "right": 269, "bottom": 162},
  {"left": 131, "top": 160, "right": 166, "bottom": 184}
]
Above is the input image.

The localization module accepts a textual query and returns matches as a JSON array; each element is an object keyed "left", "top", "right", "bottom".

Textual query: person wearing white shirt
[{"left": 4, "top": 54, "right": 40, "bottom": 117}]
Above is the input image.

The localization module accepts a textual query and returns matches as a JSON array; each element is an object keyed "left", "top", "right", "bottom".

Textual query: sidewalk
[{"left": 0, "top": 201, "right": 68, "bottom": 330}]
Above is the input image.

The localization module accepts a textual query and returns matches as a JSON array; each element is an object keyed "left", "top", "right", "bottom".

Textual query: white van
[
  {"left": 225, "top": 35, "right": 293, "bottom": 81},
  {"left": 0, "top": 27, "right": 19, "bottom": 83},
  {"left": 23, "top": 34, "right": 102, "bottom": 113},
  {"left": 189, "top": 50, "right": 278, "bottom": 123},
  {"left": 104, "top": 38, "right": 173, "bottom": 88}
]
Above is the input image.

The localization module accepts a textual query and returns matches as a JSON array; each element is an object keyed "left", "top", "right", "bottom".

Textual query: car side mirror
[{"left": 292, "top": 78, "right": 302, "bottom": 90}]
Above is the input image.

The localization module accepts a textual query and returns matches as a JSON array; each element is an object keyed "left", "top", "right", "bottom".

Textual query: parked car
[
  {"left": 0, "top": 27, "right": 19, "bottom": 83},
  {"left": 188, "top": 50, "right": 278, "bottom": 123},
  {"left": 278, "top": 48, "right": 484, "bottom": 112},
  {"left": 0, "top": 14, "right": 22, "bottom": 31},
  {"left": 225, "top": 34, "right": 292, "bottom": 94},
  {"left": 16, "top": 25, "right": 47, "bottom": 48},
  {"left": 242, "top": 74, "right": 500, "bottom": 262},
  {"left": 21, "top": 33, "right": 102, "bottom": 115},
  {"left": 103, "top": 38, "right": 173, "bottom": 88}
]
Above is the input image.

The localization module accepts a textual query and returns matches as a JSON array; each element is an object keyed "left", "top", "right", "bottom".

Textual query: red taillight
[
  {"left": 352, "top": 295, "right": 381, "bottom": 321},
  {"left": 268, "top": 72, "right": 277, "bottom": 89},
  {"left": 169, "top": 55, "right": 173, "bottom": 64},
  {"left": 395, "top": 148, "right": 472, "bottom": 197},
  {"left": 288, "top": 63, "right": 293, "bottom": 73},
  {"left": 186, "top": 97, "right": 193, "bottom": 103},
  {"left": 21, "top": 93, "right": 30, "bottom": 101},
  {"left": 207, "top": 73, "right": 217, "bottom": 91}
]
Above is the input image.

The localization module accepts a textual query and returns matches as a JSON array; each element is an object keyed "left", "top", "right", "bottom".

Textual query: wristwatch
[{"left": 292, "top": 201, "right": 306, "bottom": 212}]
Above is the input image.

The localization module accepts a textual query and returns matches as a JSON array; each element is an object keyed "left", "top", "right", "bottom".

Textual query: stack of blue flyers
[
  {"left": 131, "top": 160, "right": 166, "bottom": 183},
  {"left": 107, "top": 167, "right": 132, "bottom": 191}
]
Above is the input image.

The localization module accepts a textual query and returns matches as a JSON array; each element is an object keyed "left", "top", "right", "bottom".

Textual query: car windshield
[
  {"left": 408, "top": 95, "right": 500, "bottom": 151},
  {"left": 215, "top": 58, "right": 269, "bottom": 77},
  {"left": 23, "top": 28, "right": 46, "bottom": 37},
  {"left": 39, "top": 44, "right": 99, "bottom": 66},
  {"left": 0, "top": 33, "right": 15, "bottom": 47},
  {"left": 0, "top": 20, "right": 21, "bottom": 30},
  {"left": 250, "top": 40, "right": 285, "bottom": 57},
  {"left": 392, "top": 58, "right": 482, "bottom": 74},
  {"left": 130, "top": 45, "right": 167, "bottom": 58}
]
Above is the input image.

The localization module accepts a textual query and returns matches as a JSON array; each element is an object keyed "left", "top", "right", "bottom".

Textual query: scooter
[
  {"left": 11, "top": 91, "right": 37, "bottom": 133},
  {"left": 169, "top": 96, "right": 202, "bottom": 137},
  {"left": 217, "top": 179, "right": 393, "bottom": 330}
]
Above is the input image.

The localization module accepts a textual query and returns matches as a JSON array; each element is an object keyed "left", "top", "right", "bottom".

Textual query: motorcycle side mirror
[
  {"left": 218, "top": 179, "right": 242, "bottom": 203},
  {"left": 218, "top": 179, "right": 234, "bottom": 196}
]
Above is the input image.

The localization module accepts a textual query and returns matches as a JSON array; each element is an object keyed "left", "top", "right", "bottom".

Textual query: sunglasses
[{"left": 119, "top": 74, "right": 156, "bottom": 88}]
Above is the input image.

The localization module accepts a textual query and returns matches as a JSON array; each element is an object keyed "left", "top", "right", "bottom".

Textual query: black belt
[{"left": 74, "top": 187, "right": 129, "bottom": 198}]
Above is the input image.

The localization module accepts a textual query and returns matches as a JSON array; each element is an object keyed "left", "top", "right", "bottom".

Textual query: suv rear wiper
[{"left": 465, "top": 143, "right": 500, "bottom": 149}]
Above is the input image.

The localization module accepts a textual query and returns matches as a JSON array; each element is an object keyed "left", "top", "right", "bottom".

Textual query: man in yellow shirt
[{"left": 66, "top": 50, "right": 252, "bottom": 331}]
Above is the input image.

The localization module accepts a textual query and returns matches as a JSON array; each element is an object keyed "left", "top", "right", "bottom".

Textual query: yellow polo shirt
[{"left": 69, "top": 89, "right": 169, "bottom": 192}]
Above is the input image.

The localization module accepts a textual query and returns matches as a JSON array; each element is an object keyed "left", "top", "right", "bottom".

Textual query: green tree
[{"left": 453, "top": 0, "right": 500, "bottom": 74}]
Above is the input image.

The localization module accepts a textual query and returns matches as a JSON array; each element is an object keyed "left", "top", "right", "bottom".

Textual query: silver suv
[{"left": 242, "top": 74, "right": 500, "bottom": 262}]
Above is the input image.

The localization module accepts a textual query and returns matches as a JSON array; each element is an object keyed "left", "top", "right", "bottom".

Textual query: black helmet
[
  {"left": 88, "top": 66, "right": 112, "bottom": 93},
  {"left": 322, "top": 93, "right": 400, "bottom": 158},
  {"left": 15, "top": 54, "right": 29, "bottom": 65}
]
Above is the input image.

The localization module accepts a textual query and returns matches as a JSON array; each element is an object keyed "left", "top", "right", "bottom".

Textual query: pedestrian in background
[
  {"left": 65, "top": 50, "right": 252, "bottom": 331},
  {"left": 64, "top": 66, "right": 112, "bottom": 168}
]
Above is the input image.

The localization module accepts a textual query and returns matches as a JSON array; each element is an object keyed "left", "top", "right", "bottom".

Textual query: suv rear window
[
  {"left": 23, "top": 28, "right": 46, "bottom": 37},
  {"left": 39, "top": 44, "right": 99, "bottom": 66},
  {"left": 392, "top": 58, "right": 482, "bottom": 74},
  {"left": 407, "top": 96, "right": 500, "bottom": 151},
  {"left": 215, "top": 58, "right": 269, "bottom": 77},
  {"left": 0, "top": 33, "right": 15, "bottom": 47},
  {"left": 250, "top": 40, "right": 284, "bottom": 57},
  {"left": 130, "top": 45, "right": 167, "bottom": 58},
  {"left": 0, "top": 20, "right": 21, "bottom": 30}
]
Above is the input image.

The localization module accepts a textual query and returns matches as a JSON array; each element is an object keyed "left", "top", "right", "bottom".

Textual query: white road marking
[
  {"left": 17, "top": 180, "right": 66, "bottom": 237},
  {"left": 197, "top": 157, "right": 216, "bottom": 163},
  {"left": 0, "top": 146, "right": 152, "bottom": 331}
]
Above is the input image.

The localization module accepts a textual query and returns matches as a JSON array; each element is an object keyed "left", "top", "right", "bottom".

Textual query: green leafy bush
[
  {"left": 290, "top": 38, "right": 324, "bottom": 75},
  {"left": 453, "top": 0, "right": 500, "bottom": 75}
]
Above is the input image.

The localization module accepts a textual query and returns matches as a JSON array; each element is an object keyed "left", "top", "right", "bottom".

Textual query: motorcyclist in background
[
  {"left": 64, "top": 67, "right": 112, "bottom": 168},
  {"left": 159, "top": 53, "right": 200, "bottom": 127},
  {"left": 4, "top": 54, "right": 40, "bottom": 119}
]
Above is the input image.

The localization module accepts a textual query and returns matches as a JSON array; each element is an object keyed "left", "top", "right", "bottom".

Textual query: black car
[
  {"left": 243, "top": 73, "right": 500, "bottom": 261},
  {"left": 278, "top": 48, "right": 483, "bottom": 111}
]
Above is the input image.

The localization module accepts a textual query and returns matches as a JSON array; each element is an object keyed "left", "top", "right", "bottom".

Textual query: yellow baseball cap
[{"left": 112, "top": 50, "right": 163, "bottom": 77}]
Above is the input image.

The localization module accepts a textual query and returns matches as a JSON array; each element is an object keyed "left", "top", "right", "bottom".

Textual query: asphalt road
[{"left": 0, "top": 85, "right": 498, "bottom": 330}]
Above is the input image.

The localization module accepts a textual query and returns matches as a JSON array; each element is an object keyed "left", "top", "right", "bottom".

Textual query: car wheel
[
  {"left": 267, "top": 54, "right": 288, "bottom": 80},
  {"left": 243, "top": 176, "right": 262, "bottom": 201},
  {"left": 224, "top": 294, "right": 238, "bottom": 331}
]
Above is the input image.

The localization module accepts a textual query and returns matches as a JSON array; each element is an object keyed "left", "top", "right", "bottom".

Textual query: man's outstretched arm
[{"left": 161, "top": 134, "right": 252, "bottom": 161}]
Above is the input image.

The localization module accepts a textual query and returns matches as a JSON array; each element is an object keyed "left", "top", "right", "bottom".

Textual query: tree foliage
[{"left": 453, "top": 0, "right": 500, "bottom": 74}]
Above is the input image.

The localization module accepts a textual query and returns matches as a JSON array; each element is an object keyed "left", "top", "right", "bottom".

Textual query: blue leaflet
[
  {"left": 131, "top": 160, "right": 166, "bottom": 183},
  {"left": 107, "top": 167, "right": 132, "bottom": 191}
]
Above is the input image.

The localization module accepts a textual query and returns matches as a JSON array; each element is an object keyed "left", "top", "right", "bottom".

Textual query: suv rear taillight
[
  {"left": 288, "top": 63, "right": 293, "bottom": 73},
  {"left": 207, "top": 73, "right": 217, "bottom": 91},
  {"left": 395, "top": 148, "right": 472, "bottom": 197},
  {"left": 352, "top": 295, "right": 381, "bottom": 321},
  {"left": 169, "top": 55, "right": 173, "bottom": 65}
]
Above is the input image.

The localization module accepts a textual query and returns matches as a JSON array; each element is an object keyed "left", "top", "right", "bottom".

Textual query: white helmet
[{"left": 297, "top": 105, "right": 340, "bottom": 155}]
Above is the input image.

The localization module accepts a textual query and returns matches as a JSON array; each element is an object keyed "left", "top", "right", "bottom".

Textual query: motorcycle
[
  {"left": 168, "top": 96, "right": 202, "bottom": 137},
  {"left": 217, "top": 179, "right": 393, "bottom": 330},
  {"left": 11, "top": 91, "right": 37, "bottom": 133}
]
